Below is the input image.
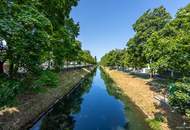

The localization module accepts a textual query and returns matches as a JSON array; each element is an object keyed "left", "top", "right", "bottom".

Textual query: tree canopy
[
  {"left": 127, "top": 6, "right": 172, "bottom": 69},
  {"left": 0, "top": 0, "right": 96, "bottom": 76}
]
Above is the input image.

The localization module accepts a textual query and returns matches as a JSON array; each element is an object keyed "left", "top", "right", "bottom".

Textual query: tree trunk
[
  {"left": 149, "top": 69, "right": 153, "bottom": 79},
  {"left": 171, "top": 71, "right": 174, "bottom": 78},
  {"left": 48, "top": 60, "right": 51, "bottom": 70},
  {"left": 0, "top": 62, "right": 4, "bottom": 74},
  {"left": 67, "top": 60, "right": 69, "bottom": 71},
  {"left": 14, "top": 64, "right": 19, "bottom": 75},
  {"left": 9, "top": 62, "right": 14, "bottom": 78}
]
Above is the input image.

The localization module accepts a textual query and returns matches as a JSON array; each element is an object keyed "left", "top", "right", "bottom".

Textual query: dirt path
[
  {"left": 0, "top": 67, "right": 94, "bottom": 130},
  {"left": 104, "top": 67, "right": 185, "bottom": 130}
]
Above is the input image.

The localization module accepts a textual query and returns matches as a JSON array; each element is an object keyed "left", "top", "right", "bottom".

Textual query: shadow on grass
[
  {"left": 117, "top": 69, "right": 167, "bottom": 94},
  {"left": 128, "top": 72, "right": 150, "bottom": 80},
  {"left": 116, "top": 69, "right": 150, "bottom": 80},
  {"left": 153, "top": 100, "right": 188, "bottom": 130},
  {"left": 146, "top": 79, "right": 168, "bottom": 93},
  {"left": 114, "top": 68, "right": 190, "bottom": 129}
]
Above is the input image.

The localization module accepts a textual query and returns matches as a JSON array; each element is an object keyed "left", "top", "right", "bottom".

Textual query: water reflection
[
  {"left": 31, "top": 68, "right": 151, "bottom": 130},
  {"left": 31, "top": 70, "right": 96, "bottom": 130},
  {"left": 100, "top": 67, "right": 151, "bottom": 130}
]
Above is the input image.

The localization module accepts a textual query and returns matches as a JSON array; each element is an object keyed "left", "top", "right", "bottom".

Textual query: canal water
[{"left": 30, "top": 68, "right": 151, "bottom": 130}]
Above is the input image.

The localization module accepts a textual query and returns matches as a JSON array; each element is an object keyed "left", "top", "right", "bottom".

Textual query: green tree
[
  {"left": 81, "top": 50, "right": 96, "bottom": 65},
  {"left": 0, "top": 0, "right": 82, "bottom": 76},
  {"left": 37, "top": 0, "right": 80, "bottom": 70},
  {"left": 100, "top": 49, "right": 126, "bottom": 69},
  {"left": 144, "top": 4, "right": 190, "bottom": 77},
  {"left": 127, "top": 6, "right": 171, "bottom": 70},
  {"left": 0, "top": 1, "right": 52, "bottom": 77}
]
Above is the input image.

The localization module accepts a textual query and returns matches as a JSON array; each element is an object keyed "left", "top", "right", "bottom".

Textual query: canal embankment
[
  {"left": 0, "top": 66, "right": 95, "bottom": 130},
  {"left": 30, "top": 67, "right": 151, "bottom": 130},
  {"left": 103, "top": 67, "right": 185, "bottom": 130}
]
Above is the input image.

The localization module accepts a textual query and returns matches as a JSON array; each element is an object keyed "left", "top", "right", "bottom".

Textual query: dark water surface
[{"left": 30, "top": 68, "right": 151, "bottom": 130}]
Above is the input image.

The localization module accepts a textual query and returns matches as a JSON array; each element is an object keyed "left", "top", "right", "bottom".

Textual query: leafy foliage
[
  {"left": 33, "top": 70, "right": 59, "bottom": 89},
  {"left": 127, "top": 6, "right": 171, "bottom": 69},
  {"left": 0, "top": 79, "right": 23, "bottom": 106},
  {"left": 81, "top": 50, "right": 97, "bottom": 65},
  {"left": 0, "top": 0, "right": 96, "bottom": 107},
  {"left": 169, "top": 78, "right": 190, "bottom": 117},
  {"left": 100, "top": 49, "right": 126, "bottom": 68},
  {"left": 0, "top": 1, "right": 53, "bottom": 76},
  {"left": 0, "top": 0, "right": 95, "bottom": 76},
  {"left": 144, "top": 4, "right": 190, "bottom": 75},
  {"left": 146, "top": 118, "right": 162, "bottom": 130}
]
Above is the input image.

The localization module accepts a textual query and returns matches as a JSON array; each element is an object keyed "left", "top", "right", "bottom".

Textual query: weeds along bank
[{"left": 0, "top": 66, "right": 95, "bottom": 130}]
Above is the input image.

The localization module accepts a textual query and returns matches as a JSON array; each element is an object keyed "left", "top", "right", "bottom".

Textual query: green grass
[
  {"left": 0, "top": 70, "right": 60, "bottom": 107},
  {"left": 31, "top": 70, "right": 60, "bottom": 93},
  {"left": 31, "top": 86, "right": 48, "bottom": 93},
  {"left": 32, "top": 70, "right": 59, "bottom": 89},
  {"left": 146, "top": 118, "right": 162, "bottom": 130},
  {"left": 0, "top": 79, "right": 23, "bottom": 107}
]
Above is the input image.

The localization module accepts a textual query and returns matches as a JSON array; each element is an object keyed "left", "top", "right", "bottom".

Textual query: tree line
[
  {"left": 100, "top": 5, "right": 190, "bottom": 118},
  {"left": 0, "top": 0, "right": 96, "bottom": 78}
]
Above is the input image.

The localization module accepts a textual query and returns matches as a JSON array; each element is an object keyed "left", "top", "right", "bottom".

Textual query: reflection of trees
[
  {"left": 100, "top": 68, "right": 130, "bottom": 130},
  {"left": 40, "top": 69, "right": 96, "bottom": 130},
  {"left": 100, "top": 68, "right": 134, "bottom": 112},
  {"left": 100, "top": 68, "right": 151, "bottom": 130},
  {"left": 100, "top": 67, "right": 123, "bottom": 100}
]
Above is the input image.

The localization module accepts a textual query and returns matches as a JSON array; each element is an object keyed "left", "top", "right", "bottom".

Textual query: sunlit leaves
[{"left": 126, "top": 6, "right": 171, "bottom": 69}]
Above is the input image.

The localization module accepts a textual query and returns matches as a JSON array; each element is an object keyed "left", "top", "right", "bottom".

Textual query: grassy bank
[
  {"left": 102, "top": 67, "right": 185, "bottom": 130},
  {"left": 0, "top": 67, "right": 95, "bottom": 130}
]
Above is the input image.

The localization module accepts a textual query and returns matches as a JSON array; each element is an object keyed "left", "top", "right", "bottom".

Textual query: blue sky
[{"left": 71, "top": 0, "right": 190, "bottom": 61}]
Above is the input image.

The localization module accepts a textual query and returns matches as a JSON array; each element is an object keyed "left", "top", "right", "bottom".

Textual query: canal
[{"left": 30, "top": 68, "right": 151, "bottom": 130}]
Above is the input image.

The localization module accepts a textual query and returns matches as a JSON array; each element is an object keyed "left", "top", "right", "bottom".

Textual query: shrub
[
  {"left": 146, "top": 118, "right": 162, "bottom": 130},
  {"left": 33, "top": 70, "right": 59, "bottom": 89},
  {"left": 182, "top": 77, "right": 190, "bottom": 83},
  {"left": 154, "top": 112, "right": 166, "bottom": 122},
  {"left": 186, "top": 109, "right": 190, "bottom": 118},
  {"left": 0, "top": 80, "right": 23, "bottom": 106},
  {"left": 168, "top": 79, "right": 190, "bottom": 116}
]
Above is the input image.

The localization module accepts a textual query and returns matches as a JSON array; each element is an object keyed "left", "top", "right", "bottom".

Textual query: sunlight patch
[
  {"left": 0, "top": 107, "right": 20, "bottom": 116},
  {"left": 82, "top": 68, "right": 90, "bottom": 73}
]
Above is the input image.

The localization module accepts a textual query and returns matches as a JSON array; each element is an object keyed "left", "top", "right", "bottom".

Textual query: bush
[
  {"left": 146, "top": 118, "right": 162, "bottom": 130},
  {"left": 186, "top": 109, "right": 190, "bottom": 118},
  {"left": 33, "top": 70, "right": 59, "bottom": 89},
  {"left": 0, "top": 71, "right": 60, "bottom": 106},
  {"left": 154, "top": 112, "right": 166, "bottom": 122},
  {"left": 182, "top": 77, "right": 190, "bottom": 83},
  {"left": 0, "top": 80, "right": 23, "bottom": 106},
  {"left": 168, "top": 78, "right": 190, "bottom": 117}
]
